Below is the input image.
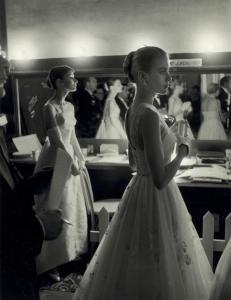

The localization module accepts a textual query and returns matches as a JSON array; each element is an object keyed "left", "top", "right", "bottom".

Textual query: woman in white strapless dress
[
  {"left": 95, "top": 79, "right": 127, "bottom": 139},
  {"left": 34, "top": 66, "right": 88, "bottom": 278},
  {"left": 73, "top": 47, "right": 213, "bottom": 300},
  {"left": 168, "top": 79, "right": 194, "bottom": 139},
  {"left": 198, "top": 83, "right": 227, "bottom": 140}
]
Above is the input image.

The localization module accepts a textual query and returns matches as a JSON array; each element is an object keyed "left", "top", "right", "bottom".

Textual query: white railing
[{"left": 90, "top": 209, "right": 231, "bottom": 266}]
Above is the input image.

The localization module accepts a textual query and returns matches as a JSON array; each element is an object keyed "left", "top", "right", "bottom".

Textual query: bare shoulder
[{"left": 44, "top": 100, "right": 55, "bottom": 111}]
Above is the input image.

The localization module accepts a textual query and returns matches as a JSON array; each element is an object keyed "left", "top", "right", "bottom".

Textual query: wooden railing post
[{"left": 202, "top": 212, "right": 214, "bottom": 266}]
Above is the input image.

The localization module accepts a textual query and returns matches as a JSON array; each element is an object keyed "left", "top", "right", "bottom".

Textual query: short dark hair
[
  {"left": 220, "top": 76, "right": 231, "bottom": 87},
  {"left": 47, "top": 65, "right": 74, "bottom": 89}
]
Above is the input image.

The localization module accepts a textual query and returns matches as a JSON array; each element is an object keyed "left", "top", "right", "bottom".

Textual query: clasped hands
[{"left": 71, "top": 159, "right": 86, "bottom": 176}]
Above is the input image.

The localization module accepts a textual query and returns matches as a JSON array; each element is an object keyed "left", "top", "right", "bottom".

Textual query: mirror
[
  {"left": 69, "top": 76, "right": 135, "bottom": 140},
  {"left": 165, "top": 72, "right": 231, "bottom": 140},
  {"left": 70, "top": 72, "right": 231, "bottom": 140},
  {"left": 14, "top": 69, "right": 231, "bottom": 141}
]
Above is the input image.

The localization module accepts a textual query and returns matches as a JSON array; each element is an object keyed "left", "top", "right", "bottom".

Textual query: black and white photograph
[{"left": 0, "top": 0, "right": 231, "bottom": 299}]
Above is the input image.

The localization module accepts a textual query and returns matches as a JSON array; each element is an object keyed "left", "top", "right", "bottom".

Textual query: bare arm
[
  {"left": 128, "top": 143, "right": 136, "bottom": 171},
  {"left": 43, "top": 103, "right": 69, "bottom": 152},
  {"left": 71, "top": 129, "right": 85, "bottom": 161},
  {"left": 141, "top": 109, "right": 187, "bottom": 190},
  {"left": 43, "top": 103, "right": 79, "bottom": 175}
]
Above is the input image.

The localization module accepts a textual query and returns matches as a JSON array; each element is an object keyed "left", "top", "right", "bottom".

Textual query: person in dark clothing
[
  {"left": 73, "top": 77, "right": 101, "bottom": 137},
  {"left": 0, "top": 53, "right": 64, "bottom": 300},
  {"left": 218, "top": 76, "right": 231, "bottom": 131}
]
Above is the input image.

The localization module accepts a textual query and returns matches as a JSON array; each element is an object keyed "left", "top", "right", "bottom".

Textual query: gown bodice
[
  {"left": 126, "top": 103, "right": 176, "bottom": 175},
  {"left": 49, "top": 103, "right": 77, "bottom": 145}
]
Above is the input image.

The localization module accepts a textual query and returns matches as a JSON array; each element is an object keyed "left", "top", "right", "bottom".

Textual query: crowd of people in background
[{"left": 70, "top": 74, "right": 231, "bottom": 140}]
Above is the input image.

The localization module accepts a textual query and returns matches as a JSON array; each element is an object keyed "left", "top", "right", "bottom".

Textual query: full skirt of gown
[
  {"left": 74, "top": 175, "right": 213, "bottom": 300},
  {"left": 198, "top": 112, "right": 227, "bottom": 140},
  {"left": 209, "top": 238, "right": 231, "bottom": 300},
  {"left": 34, "top": 142, "right": 88, "bottom": 274}
]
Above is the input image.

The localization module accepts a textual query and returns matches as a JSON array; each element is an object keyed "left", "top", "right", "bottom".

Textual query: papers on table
[
  {"left": 180, "top": 157, "right": 197, "bottom": 168},
  {"left": 99, "top": 144, "right": 119, "bottom": 155},
  {"left": 12, "top": 134, "right": 42, "bottom": 154},
  {"left": 176, "top": 165, "right": 230, "bottom": 182},
  {"left": 86, "top": 154, "right": 128, "bottom": 165}
]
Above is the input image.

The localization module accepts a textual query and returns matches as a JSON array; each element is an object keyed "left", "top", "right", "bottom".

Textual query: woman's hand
[
  {"left": 79, "top": 160, "right": 85, "bottom": 170},
  {"left": 177, "top": 135, "right": 191, "bottom": 157},
  {"left": 71, "top": 162, "right": 80, "bottom": 176}
]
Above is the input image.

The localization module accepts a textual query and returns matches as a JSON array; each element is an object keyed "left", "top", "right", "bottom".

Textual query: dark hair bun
[{"left": 123, "top": 51, "right": 135, "bottom": 82}]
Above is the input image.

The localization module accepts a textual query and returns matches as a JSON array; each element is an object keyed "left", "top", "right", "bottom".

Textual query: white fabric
[
  {"left": 209, "top": 238, "right": 231, "bottom": 300},
  {"left": 198, "top": 97, "right": 227, "bottom": 140},
  {"left": 96, "top": 95, "right": 127, "bottom": 139},
  {"left": 34, "top": 105, "right": 88, "bottom": 274},
  {"left": 73, "top": 103, "right": 213, "bottom": 300}
]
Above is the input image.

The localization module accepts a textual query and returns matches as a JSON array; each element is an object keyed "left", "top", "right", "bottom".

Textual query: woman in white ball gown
[
  {"left": 95, "top": 79, "right": 127, "bottom": 139},
  {"left": 33, "top": 66, "right": 88, "bottom": 279},
  {"left": 73, "top": 47, "right": 213, "bottom": 300},
  {"left": 198, "top": 83, "right": 227, "bottom": 140}
]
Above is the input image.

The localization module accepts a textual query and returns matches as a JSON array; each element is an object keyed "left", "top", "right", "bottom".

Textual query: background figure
[
  {"left": 73, "top": 77, "right": 101, "bottom": 137},
  {"left": 218, "top": 76, "right": 231, "bottom": 132},
  {"left": 34, "top": 66, "right": 88, "bottom": 280},
  {"left": 168, "top": 78, "right": 194, "bottom": 138},
  {"left": 95, "top": 79, "right": 127, "bottom": 139},
  {"left": 115, "top": 84, "right": 129, "bottom": 128},
  {"left": 198, "top": 83, "right": 227, "bottom": 140},
  {"left": 188, "top": 85, "right": 201, "bottom": 135},
  {"left": 0, "top": 54, "right": 63, "bottom": 299},
  {"left": 126, "top": 82, "right": 136, "bottom": 107},
  {"left": 209, "top": 238, "right": 231, "bottom": 300}
]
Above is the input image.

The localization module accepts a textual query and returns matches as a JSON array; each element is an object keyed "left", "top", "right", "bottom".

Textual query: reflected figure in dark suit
[
  {"left": 218, "top": 76, "right": 231, "bottom": 131},
  {"left": 0, "top": 54, "right": 63, "bottom": 300},
  {"left": 73, "top": 77, "right": 101, "bottom": 137}
]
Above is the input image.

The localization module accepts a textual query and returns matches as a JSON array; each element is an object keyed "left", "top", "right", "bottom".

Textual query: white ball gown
[
  {"left": 95, "top": 95, "right": 127, "bottom": 139},
  {"left": 168, "top": 95, "right": 194, "bottom": 139},
  {"left": 73, "top": 103, "right": 213, "bottom": 300},
  {"left": 198, "top": 98, "right": 227, "bottom": 140},
  {"left": 34, "top": 102, "right": 88, "bottom": 274},
  {"left": 209, "top": 238, "right": 231, "bottom": 300}
]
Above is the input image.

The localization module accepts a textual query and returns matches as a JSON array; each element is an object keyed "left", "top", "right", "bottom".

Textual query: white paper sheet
[
  {"left": 12, "top": 134, "right": 42, "bottom": 153},
  {"left": 176, "top": 165, "right": 229, "bottom": 181}
]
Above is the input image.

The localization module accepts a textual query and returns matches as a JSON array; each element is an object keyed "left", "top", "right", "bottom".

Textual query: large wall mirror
[{"left": 12, "top": 66, "right": 231, "bottom": 142}]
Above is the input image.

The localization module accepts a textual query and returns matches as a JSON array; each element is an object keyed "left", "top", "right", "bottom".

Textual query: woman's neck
[
  {"left": 52, "top": 89, "right": 68, "bottom": 104},
  {"left": 132, "top": 88, "right": 154, "bottom": 108}
]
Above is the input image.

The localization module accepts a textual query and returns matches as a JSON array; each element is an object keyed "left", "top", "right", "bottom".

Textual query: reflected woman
[
  {"left": 95, "top": 79, "right": 127, "bottom": 139},
  {"left": 33, "top": 66, "right": 88, "bottom": 279},
  {"left": 168, "top": 78, "right": 194, "bottom": 138},
  {"left": 198, "top": 83, "right": 227, "bottom": 140}
]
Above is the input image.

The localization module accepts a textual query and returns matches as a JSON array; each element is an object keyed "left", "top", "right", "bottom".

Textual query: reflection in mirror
[
  {"left": 68, "top": 73, "right": 231, "bottom": 140},
  {"left": 199, "top": 73, "right": 231, "bottom": 140},
  {"left": 158, "top": 73, "right": 231, "bottom": 140},
  {"left": 70, "top": 76, "right": 135, "bottom": 140}
]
